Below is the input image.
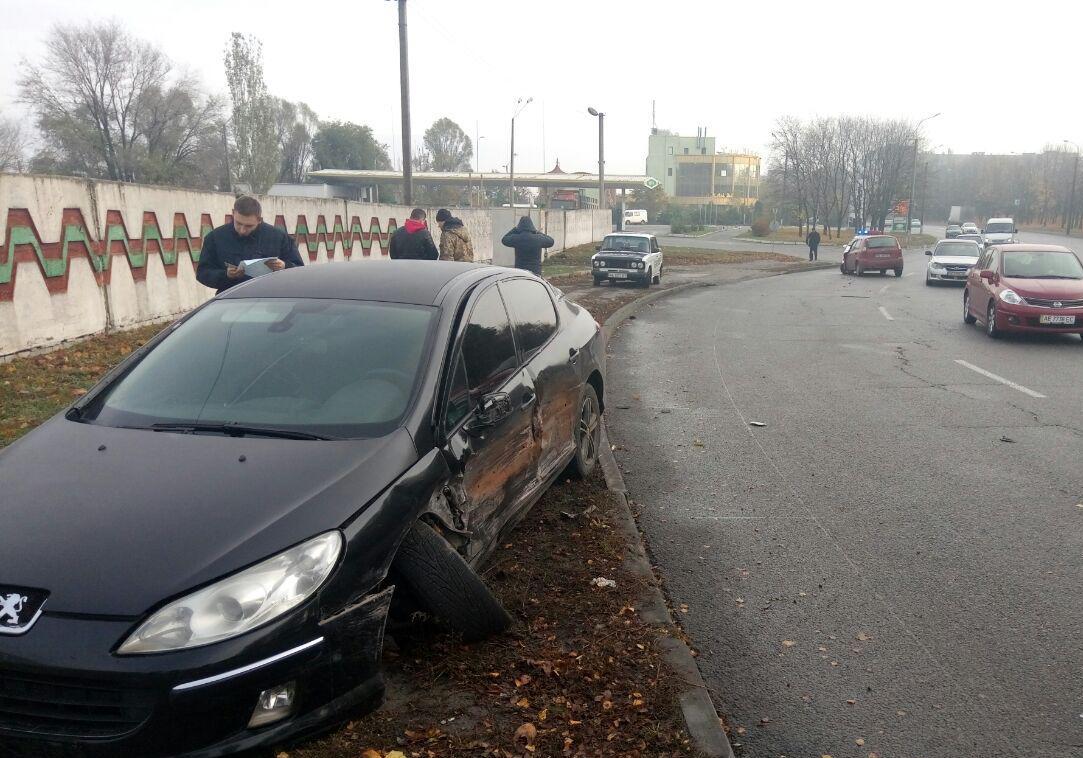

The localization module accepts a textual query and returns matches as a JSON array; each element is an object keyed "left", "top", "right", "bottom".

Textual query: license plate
[
  {"left": 608, "top": 271, "right": 628, "bottom": 279},
  {"left": 875, "top": 253, "right": 891, "bottom": 258},
  {"left": 1039, "top": 314, "right": 1076, "bottom": 325}
]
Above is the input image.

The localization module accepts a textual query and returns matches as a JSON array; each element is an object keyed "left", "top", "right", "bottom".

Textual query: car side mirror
[
  {"left": 925, "top": 250, "right": 933, "bottom": 256},
  {"left": 466, "top": 392, "right": 512, "bottom": 435},
  {"left": 980, "top": 270, "right": 995, "bottom": 282}
]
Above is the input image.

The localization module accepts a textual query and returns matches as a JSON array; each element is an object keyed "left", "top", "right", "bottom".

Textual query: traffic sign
[{"left": 644, "top": 177, "right": 660, "bottom": 190}]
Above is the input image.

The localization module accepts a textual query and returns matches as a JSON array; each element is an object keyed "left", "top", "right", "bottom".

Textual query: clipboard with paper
[{"left": 240, "top": 257, "right": 278, "bottom": 278}]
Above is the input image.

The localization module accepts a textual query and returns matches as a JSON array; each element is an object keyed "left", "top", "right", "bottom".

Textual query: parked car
[
  {"left": 961, "top": 222, "right": 980, "bottom": 234},
  {"left": 911, "top": 218, "right": 922, "bottom": 229},
  {"left": 956, "top": 233, "right": 985, "bottom": 247},
  {"left": 0, "top": 261, "right": 606, "bottom": 756},
  {"left": 925, "top": 239, "right": 982, "bottom": 285},
  {"left": 945, "top": 224, "right": 964, "bottom": 238},
  {"left": 982, "top": 217, "right": 1018, "bottom": 246},
  {"left": 592, "top": 232, "right": 664, "bottom": 287},
  {"left": 963, "top": 244, "right": 1083, "bottom": 339},
  {"left": 841, "top": 234, "right": 904, "bottom": 276},
  {"left": 623, "top": 209, "right": 649, "bottom": 225}
]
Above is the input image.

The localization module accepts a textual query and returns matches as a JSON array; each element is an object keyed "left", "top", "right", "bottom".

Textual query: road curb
[{"left": 598, "top": 287, "right": 736, "bottom": 758}]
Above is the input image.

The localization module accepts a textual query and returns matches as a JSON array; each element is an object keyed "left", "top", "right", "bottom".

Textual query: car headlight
[
  {"left": 592, "top": 259, "right": 600, "bottom": 267},
  {"left": 118, "top": 532, "right": 343, "bottom": 654},
  {"left": 637, "top": 261, "right": 645, "bottom": 269},
  {"left": 929, "top": 262, "right": 945, "bottom": 271},
  {"left": 598, "top": 260, "right": 606, "bottom": 268},
  {"left": 999, "top": 289, "right": 1024, "bottom": 305}
]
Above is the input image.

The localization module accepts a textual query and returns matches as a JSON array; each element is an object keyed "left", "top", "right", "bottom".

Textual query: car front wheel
[
  {"left": 986, "top": 301, "right": 1001, "bottom": 338},
  {"left": 565, "top": 384, "right": 601, "bottom": 479},
  {"left": 641, "top": 269, "right": 652, "bottom": 288}
]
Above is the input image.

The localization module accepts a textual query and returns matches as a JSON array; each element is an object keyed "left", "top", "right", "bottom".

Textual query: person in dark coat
[
  {"left": 388, "top": 208, "right": 439, "bottom": 260},
  {"left": 501, "top": 216, "right": 554, "bottom": 276},
  {"left": 196, "top": 195, "right": 304, "bottom": 294},
  {"left": 805, "top": 228, "right": 821, "bottom": 261}
]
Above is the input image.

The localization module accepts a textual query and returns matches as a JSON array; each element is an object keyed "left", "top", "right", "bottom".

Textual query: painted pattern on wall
[{"left": 0, "top": 209, "right": 399, "bottom": 301}]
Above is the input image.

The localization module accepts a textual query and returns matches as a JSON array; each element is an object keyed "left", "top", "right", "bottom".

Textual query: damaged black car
[{"left": 0, "top": 261, "right": 605, "bottom": 756}]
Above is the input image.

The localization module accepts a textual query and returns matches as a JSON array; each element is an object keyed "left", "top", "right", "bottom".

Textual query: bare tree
[
  {"left": 275, "top": 99, "right": 318, "bottom": 184},
  {"left": 223, "top": 33, "right": 280, "bottom": 193},
  {"left": 0, "top": 115, "right": 29, "bottom": 172},
  {"left": 18, "top": 21, "right": 222, "bottom": 187}
]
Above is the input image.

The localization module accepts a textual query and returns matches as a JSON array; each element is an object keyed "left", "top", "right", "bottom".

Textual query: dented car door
[{"left": 442, "top": 283, "right": 541, "bottom": 563}]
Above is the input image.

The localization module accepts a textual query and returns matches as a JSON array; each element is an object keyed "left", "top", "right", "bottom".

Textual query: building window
[
  {"left": 701, "top": 148, "right": 707, "bottom": 155},
  {"left": 667, "top": 167, "right": 673, "bottom": 176},
  {"left": 683, "top": 148, "right": 689, "bottom": 154},
  {"left": 675, "top": 164, "right": 712, "bottom": 197},
  {"left": 667, "top": 146, "right": 674, "bottom": 155}
]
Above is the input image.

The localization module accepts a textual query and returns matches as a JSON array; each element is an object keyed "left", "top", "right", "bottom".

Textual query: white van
[
  {"left": 623, "top": 209, "right": 648, "bottom": 225},
  {"left": 983, "top": 217, "right": 1017, "bottom": 246}
]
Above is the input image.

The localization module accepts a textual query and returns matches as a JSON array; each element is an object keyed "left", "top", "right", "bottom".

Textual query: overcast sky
[{"left": 2, "top": 0, "right": 1081, "bottom": 177}]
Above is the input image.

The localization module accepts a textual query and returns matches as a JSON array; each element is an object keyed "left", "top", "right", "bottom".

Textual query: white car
[
  {"left": 925, "top": 239, "right": 982, "bottom": 285},
  {"left": 592, "top": 233, "right": 664, "bottom": 287},
  {"left": 623, "top": 209, "right": 649, "bottom": 225},
  {"left": 961, "top": 222, "right": 980, "bottom": 234},
  {"left": 983, "top": 217, "right": 1017, "bottom": 246}
]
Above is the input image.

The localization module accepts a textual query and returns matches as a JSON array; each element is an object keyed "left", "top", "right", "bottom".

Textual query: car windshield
[
  {"left": 603, "top": 236, "right": 649, "bottom": 253},
  {"left": 87, "top": 298, "right": 435, "bottom": 439},
  {"left": 947, "top": 225, "right": 961, "bottom": 231},
  {"left": 986, "top": 222, "right": 1013, "bottom": 234},
  {"left": 1002, "top": 251, "right": 1083, "bottom": 279},
  {"left": 866, "top": 237, "right": 898, "bottom": 249},
  {"left": 934, "top": 242, "right": 980, "bottom": 258}
]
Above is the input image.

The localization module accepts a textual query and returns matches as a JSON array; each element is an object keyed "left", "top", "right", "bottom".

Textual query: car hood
[
  {"left": 930, "top": 255, "right": 979, "bottom": 266},
  {"left": 0, "top": 417, "right": 418, "bottom": 616},
  {"left": 595, "top": 250, "right": 647, "bottom": 258},
  {"left": 985, "top": 233, "right": 1014, "bottom": 241},
  {"left": 1002, "top": 278, "right": 1083, "bottom": 299}
]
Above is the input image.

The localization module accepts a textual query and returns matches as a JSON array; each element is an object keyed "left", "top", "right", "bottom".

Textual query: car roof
[
  {"left": 605, "top": 232, "right": 653, "bottom": 239},
  {"left": 219, "top": 261, "right": 504, "bottom": 306},
  {"left": 937, "top": 238, "right": 980, "bottom": 243},
  {"left": 991, "top": 244, "right": 1074, "bottom": 252},
  {"left": 986, "top": 217, "right": 1014, "bottom": 223}
]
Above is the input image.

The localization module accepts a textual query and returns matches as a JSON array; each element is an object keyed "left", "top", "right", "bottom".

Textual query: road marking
[
  {"left": 904, "top": 272, "right": 916, "bottom": 277},
  {"left": 878, "top": 306, "right": 894, "bottom": 321},
  {"left": 954, "top": 359, "right": 1046, "bottom": 398},
  {"left": 878, "top": 284, "right": 890, "bottom": 294}
]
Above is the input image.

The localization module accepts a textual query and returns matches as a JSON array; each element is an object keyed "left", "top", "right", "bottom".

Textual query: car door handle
[
  {"left": 521, "top": 388, "right": 536, "bottom": 408},
  {"left": 569, "top": 347, "right": 580, "bottom": 362}
]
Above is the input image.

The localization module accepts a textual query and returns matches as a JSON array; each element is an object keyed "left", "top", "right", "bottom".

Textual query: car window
[
  {"left": 500, "top": 279, "right": 558, "bottom": 361},
  {"left": 866, "top": 237, "right": 898, "bottom": 249},
  {"left": 1002, "top": 251, "right": 1083, "bottom": 279},
  {"left": 89, "top": 299, "right": 435, "bottom": 439},
  {"left": 444, "top": 351, "right": 471, "bottom": 430},
  {"left": 986, "top": 222, "right": 1013, "bottom": 234},
  {"left": 651, "top": 238, "right": 660, "bottom": 253},
  {"left": 934, "top": 241, "right": 980, "bottom": 257},
  {"left": 462, "top": 285, "right": 519, "bottom": 401},
  {"left": 604, "top": 235, "right": 649, "bottom": 253}
]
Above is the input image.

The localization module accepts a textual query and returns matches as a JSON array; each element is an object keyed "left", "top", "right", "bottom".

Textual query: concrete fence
[{"left": 0, "top": 173, "right": 613, "bottom": 358}]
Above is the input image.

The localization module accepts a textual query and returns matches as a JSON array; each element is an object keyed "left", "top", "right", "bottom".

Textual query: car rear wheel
[
  {"left": 391, "top": 520, "right": 512, "bottom": 642},
  {"left": 963, "top": 291, "right": 977, "bottom": 324},
  {"left": 986, "top": 301, "right": 1001, "bottom": 338},
  {"left": 565, "top": 384, "right": 601, "bottom": 479},
  {"left": 653, "top": 269, "right": 661, "bottom": 284},
  {"left": 894, "top": 268, "right": 903, "bottom": 277}
]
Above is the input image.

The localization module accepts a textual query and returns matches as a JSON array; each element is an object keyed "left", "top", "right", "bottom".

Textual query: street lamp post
[
  {"left": 907, "top": 112, "right": 940, "bottom": 243},
  {"left": 394, "top": 0, "right": 413, "bottom": 204},
  {"left": 509, "top": 98, "right": 532, "bottom": 211},
  {"left": 1064, "top": 140, "right": 1080, "bottom": 236},
  {"left": 476, "top": 134, "right": 486, "bottom": 206},
  {"left": 588, "top": 107, "right": 605, "bottom": 211}
]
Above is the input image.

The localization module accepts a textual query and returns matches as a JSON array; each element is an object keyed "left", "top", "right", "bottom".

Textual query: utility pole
[
  {"left": 395, "top": 0, "right": 413, "bottom": 204},
  {"left": 588, "top": 107, "right": 605, "bottom": 209},
  {"left": 919, "top": 160, "right": 928, "bottom": 233},
  {"left": 221, "top": 122, "right": 233, "bottom": 193},
  {"left": 509, "top": 98, "right": 532, "bottom": 210}
]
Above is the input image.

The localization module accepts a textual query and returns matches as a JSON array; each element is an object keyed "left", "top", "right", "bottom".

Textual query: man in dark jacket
[
  {"left": 806, "top": 228, "right": 821, "bottom": 261},
  {"left": 196, "top": 195, "right": 304, "bottom": 294},
  {"left": 388, "top": 208, "right": 439, "bottom": 260},
  {"left": 501, "top": 216, "right": 554, "bottom": 276}
]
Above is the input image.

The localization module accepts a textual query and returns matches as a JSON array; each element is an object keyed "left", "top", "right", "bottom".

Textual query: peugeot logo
[
  {"left": 1054, "top": 301, "right": 1063, "bottom": 308},
  {"left": 0, "top": 586, "right": 48, "bottom": 634}
]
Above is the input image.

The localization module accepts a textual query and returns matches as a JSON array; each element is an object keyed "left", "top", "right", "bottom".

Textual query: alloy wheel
[{"left": 578, "top": 396, "right": 599, "bottom": 467}]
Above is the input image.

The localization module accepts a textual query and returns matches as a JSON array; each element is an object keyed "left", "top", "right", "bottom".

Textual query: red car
[
  {"left": 963, "top": 244, "right": 1083, "bottom": 339},
  {"left": 841, "top": 235, "right": 904, "bottom": 277}
]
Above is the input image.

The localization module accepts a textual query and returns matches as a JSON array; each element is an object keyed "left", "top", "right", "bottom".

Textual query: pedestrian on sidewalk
[
  {"left": 501, "top": 216, "right": 555, "bottom": 276},
  {"left": 806, "top": 227, "right": 821, "bottom": 261},
  {"left": 435, "top": 208, "right": 474, "bottom": 262},
  {"left": 388, "top": 208, "right": 439, "bottom": 260}
]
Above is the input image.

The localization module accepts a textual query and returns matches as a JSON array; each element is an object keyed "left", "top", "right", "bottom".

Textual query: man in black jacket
[
  {"left": 805, "top": 228, "right": 821, "bottom": 261},
  {"left": 388, "top": 208, "right": 439, "bottom": 260},
  {"left": 501, "top": 216, "right": 554, "bottom": 276},
  {"left": 196, "top": 195, "right": 304, "bottom": 294}
]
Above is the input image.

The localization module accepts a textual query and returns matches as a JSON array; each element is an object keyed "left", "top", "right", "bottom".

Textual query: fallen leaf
[
  {"left": 846, "top": 699, "right": 856, "bottom": 705},
  {"left": 856, "top": 738, "right": 866, "bottom": 746},
  {"left": 387, "top": 753, "right": 406, "bottom": 758},
  {"left": 538, "top": 708, "right": 548, "bottom": 721},
  {"left": 516, "top": 697, "right": 531, "bottom": 708},
  {"left": 735, "top": 726, "right": 747, "bottom": 736},
  {"left": 856, "top": 631, "right": 872, "bottom": 642},
  {"left": 360, "top": 752, "right": 381, "bottom": 758},
  {"left": 515, "top": 674, "right": 532, "bottom": 688},
  {"left": 749, "top": 421, "right": 767, "bottom": 427},
  {"left": 782, "top": 640, "right": 797, "bottom": 648},
  {"left": 759, "top": 716, "right": 770, "bottom": 725},
  {"left": 514, "top": 722, "right": 537, "bottom": 744}
]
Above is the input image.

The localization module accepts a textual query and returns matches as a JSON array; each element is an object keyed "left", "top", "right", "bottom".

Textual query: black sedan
[{"left": 0, "top": 262, "right": 605, "bottom": 756}]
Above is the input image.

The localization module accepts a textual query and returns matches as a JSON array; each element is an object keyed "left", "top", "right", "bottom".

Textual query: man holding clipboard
[{"left": 196, "top": 195, "right": 305, "bottom": 294}]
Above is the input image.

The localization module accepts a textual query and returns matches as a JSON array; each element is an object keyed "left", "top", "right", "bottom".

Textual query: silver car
[{"left": 925, "top": 239, "right": 982, "bottom": 285}]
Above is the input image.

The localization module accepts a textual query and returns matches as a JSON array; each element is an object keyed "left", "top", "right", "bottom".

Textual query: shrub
[{"left": 750, "top": 216, "right": 772, "bottom": 237}]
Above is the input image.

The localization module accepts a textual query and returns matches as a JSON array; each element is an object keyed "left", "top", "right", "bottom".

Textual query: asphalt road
[{"left": 605, "top": 247, "right": 1083, "bottom": 758}]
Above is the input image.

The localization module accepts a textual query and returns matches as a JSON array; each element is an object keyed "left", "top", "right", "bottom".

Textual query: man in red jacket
[{"left": 388, "top": 208, "right": 439, "bottom": 260}]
